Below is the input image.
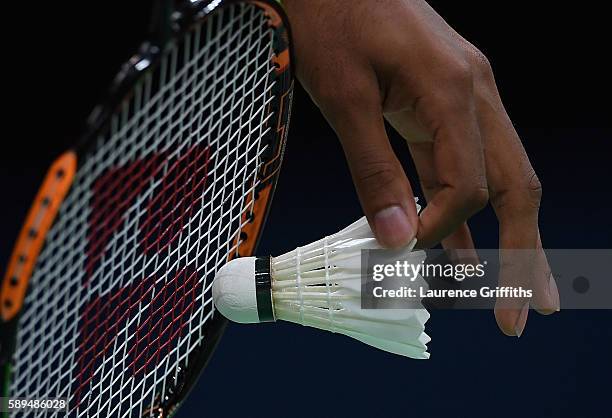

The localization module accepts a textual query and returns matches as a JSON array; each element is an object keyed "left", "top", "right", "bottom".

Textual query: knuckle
[
  {"left": 355, "top": 160, "right": 400, "bottom": 192},
  {"left": 451, "top": 181, "right": 489, "bottom": 214},
  {"left": 468, "top": 47, "right": 494, "bottom": 80},
  {"left": 462, "top": 185, "right": 490, "bottom": 212},
  {"left": 526, "top": 171, "right": 543, "bottom": 205},
  {"left": 492, "top": 171, "right": 543, "bottom": 213},
  {"left": 513, "top": 172, "right": 543, "bottom": 211},
  {"left": 441, "top": 58, "right": 474, "bottom": 92},
  {"left": 428, "top": 58, "right": 475, "bottom": 116}
]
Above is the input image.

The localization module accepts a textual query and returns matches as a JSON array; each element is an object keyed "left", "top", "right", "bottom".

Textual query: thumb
[{"left": 324, "top": 98, "right": 418, "bottom": 248}]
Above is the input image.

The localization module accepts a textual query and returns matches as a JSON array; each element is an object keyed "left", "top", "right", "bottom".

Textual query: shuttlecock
[{"left": 213, "top": 204, "right": 430, "bottom": 359}]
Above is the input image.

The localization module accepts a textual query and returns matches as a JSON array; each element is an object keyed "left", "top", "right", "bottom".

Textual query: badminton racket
[{"left": 0, "top": 0, "right": 293, "bottom": 416}]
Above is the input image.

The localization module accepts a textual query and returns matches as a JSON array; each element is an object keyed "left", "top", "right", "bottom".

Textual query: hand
[{"left": 283, "top": 0, "right": 560, "bottom": 336}]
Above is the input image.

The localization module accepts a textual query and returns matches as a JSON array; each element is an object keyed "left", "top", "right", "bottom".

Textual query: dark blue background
[{"left": 2, "top": 1, "right": 610, "bottom": 417}]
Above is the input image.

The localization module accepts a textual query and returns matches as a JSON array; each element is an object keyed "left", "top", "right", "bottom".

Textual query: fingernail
[
  {"left": 549, "top": 273, "right": 560, "bottom": 312},
  {"left": 373, "top": 206, "right": 415, "bottom": 248},
  {"left": 514, "top": 302, "right": 530, "bottom": 338}
]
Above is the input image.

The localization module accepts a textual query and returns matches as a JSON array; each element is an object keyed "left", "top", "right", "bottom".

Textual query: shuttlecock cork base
[{"left": 213, "top": 203, "right": 430, "bottom": 359}]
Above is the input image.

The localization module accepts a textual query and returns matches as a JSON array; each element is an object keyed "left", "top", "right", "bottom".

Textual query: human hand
[{"left": 283, "top": 0, "right": 560, "bottom": 336}]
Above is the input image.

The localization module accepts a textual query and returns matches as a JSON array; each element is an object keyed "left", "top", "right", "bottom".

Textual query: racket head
[{"left": 0, "top": 0, "right": 292, "bottom": 416}]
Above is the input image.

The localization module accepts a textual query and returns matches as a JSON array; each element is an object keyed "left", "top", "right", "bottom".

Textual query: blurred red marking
[{"left": 74, "top": 145, "right": 211, "bottom": 404}]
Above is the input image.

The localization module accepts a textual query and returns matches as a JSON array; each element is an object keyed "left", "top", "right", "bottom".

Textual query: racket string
[{"left": 11, "top": 4, "right": 282, "bottom": 417}]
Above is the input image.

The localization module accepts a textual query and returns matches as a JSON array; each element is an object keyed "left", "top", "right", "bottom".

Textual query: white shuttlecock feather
[{"left": 213, "top": 203, "right": 431, "bottom": 359}]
